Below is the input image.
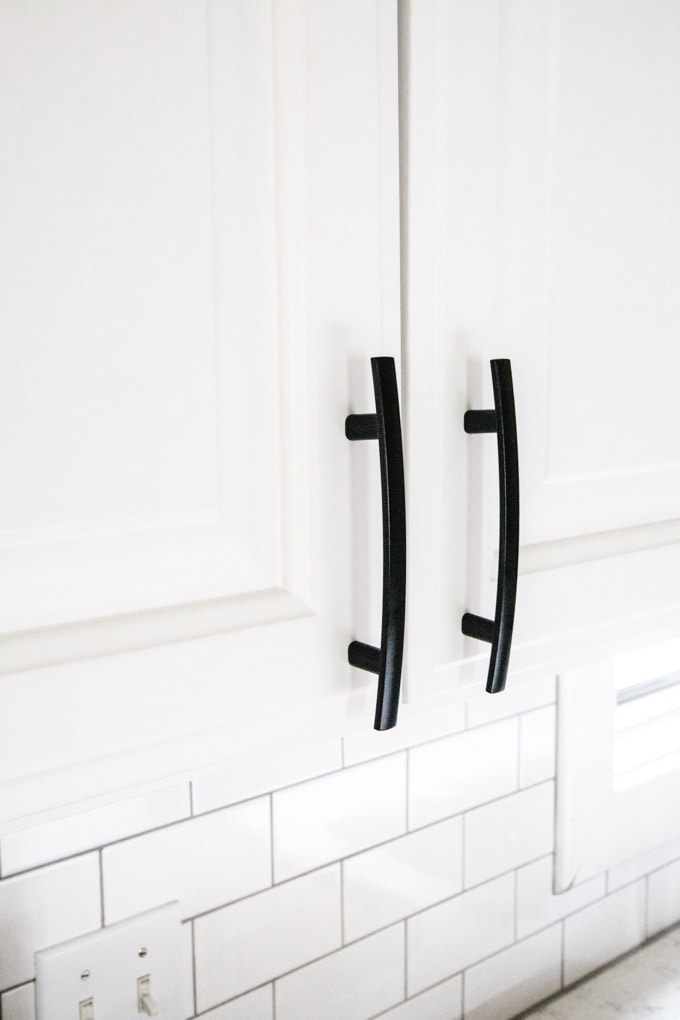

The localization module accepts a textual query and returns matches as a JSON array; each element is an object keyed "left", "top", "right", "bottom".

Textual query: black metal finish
[
  {"left": 346, "top": 357, "right": 406, "bottom": 730},
  {"left": 462, "top": 359, "right": 519, "bottom": 694}
]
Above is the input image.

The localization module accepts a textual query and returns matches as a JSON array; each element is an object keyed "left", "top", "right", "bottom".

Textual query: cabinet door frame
[{"left": 0, "top": 0, "right": 401, "bottom": 830}]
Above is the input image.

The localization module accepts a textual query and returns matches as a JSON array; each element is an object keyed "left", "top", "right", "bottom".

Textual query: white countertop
[{"left": 523, "top": 926, "right": 680, "bottom": 1019}]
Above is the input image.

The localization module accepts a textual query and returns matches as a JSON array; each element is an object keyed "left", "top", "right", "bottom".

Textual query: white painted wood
[
  {"left": 404, "top": 0, "right": 680, "bottom": 703},
  {"left": 0, "top": 0, "right": 400, "bottom": 828}
]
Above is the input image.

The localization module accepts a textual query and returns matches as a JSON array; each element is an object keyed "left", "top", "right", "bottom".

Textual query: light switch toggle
[
  {"left": 79, "top": 1000, "right": 94, "bottom": 1020},
  {"left": 137, "top": 976, "right": 159, "bottom": 1016}
]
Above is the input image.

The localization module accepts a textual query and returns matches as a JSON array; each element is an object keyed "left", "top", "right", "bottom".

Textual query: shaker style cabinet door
[
  {"left": 404, "top": 0, "right": 680, "bottom": 702},
  {"left": 0, "top": 0, "right": 400, "bottom": 825}
]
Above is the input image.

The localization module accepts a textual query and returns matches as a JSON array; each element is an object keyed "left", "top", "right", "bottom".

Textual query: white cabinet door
[
  {"left": 405, "top": 0, "right": 680, "bottom": 703},
  {"left": 0, "top": 0, "right": 400, "bottom": 826}
]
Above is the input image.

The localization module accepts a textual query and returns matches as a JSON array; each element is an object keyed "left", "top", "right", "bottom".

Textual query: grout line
[
  {"left": 272, "top": 978, "right": 277, "bottom": 1020},
  {"left": 405, "top": 747, "right": 411, "bottom": 832},
  {"left": 189, "top": 781, "right": 195, "bottom": 818},
  {"left": 560, "top": 919, "right": 566, "bottom": 989},
  {"left": 191, "top": 919, "right": 198, "bottom": 1018},
  {"left": 513, "top": 868, "right": 519, "bottom": 942},
  {"left": 517, "top": 713, "right": 523, "bottom": 789},
  {"left": 269, "top": 794, "right": 275, "bottom": 887},
  {"left": 340, "top": 860, "right": 346, "bottom": 946},
  {"left": 461, "top": 814, "right": 466, "bottom": 890},
  {"left": 403, "top": 919, "right": 408, "bottom": 1001},
  {"left": 98, "top": 848, "right": 105, "bottom": 927}
]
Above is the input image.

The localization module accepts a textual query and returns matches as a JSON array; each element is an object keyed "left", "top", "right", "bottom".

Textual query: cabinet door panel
[
  {"left": 405, "top": 0, "right": 680, "bottom": 702},
  {"left": 500, "top": 0, "right": 680, "bottom": 544},
  {"left": 0, "top": 0, "right": 400, "bottom": 825}
]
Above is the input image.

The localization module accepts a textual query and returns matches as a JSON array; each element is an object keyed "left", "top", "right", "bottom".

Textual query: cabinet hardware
[
  {"left": 346, "top": 357, "right": 406, "bottom": 730},
  {"left": 462, "top": 359, "right": 520, "bottom": 693}
]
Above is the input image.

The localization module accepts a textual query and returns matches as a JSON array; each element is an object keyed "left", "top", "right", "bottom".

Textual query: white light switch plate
[{"left": 35, "top": 902, "right": 183, "bottom": 1019}]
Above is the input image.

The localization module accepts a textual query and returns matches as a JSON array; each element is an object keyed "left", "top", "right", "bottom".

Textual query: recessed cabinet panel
[
  {"left": 0, "top": 0, "right": 400, "bottom": 826},
  {"left": 404, "top": 0, "right": 680, "bottom": 703},
  {"left": 499, "top": 0, "right": 680, "bottom": 544},
  {"left": 0, "top": 0, "right": 282, "bottom": 630}
]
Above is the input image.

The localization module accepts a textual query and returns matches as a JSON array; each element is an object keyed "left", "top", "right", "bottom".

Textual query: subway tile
[
  {"left": 1, "top": 983, "right": 36, "bottom": 1020},
  {"left": 377, "top": 975, "right": 462, "bottom": 1019},
  {"left": 648, "top": 858, "right": 680, "bottom": 935},
  {"left": 466, "top": 676, "right": 556, "bottom": 728},
  {"left": 608, "top": 835, "right": 680, "bottom": 893},
  {"left": 519, "top": 706, "right": 556, "bottom": 788},
  {"left": 275, "top": 924, "right": 405, "bottom": 1020},
  {"left": 273, "top": 755, "right": 406, "bottom": 883},
  {"left": 103, "top": 797, "right": 271, "bottom": 923},
  {"left": 407, "top": 873, "right": 515, "bottom": 996},
  {"left": 198, "top": 986, "right": 273, "bottom": 1020},
  {"left": 516, "top": 855, "right": 606, "bottom": 939},
  {"left": 343, "top": 818, "right": 462, "bottom": 942},
  {"left": 465, "top": 783, "right": 555, "bottom": 888},
  {"left": 1, "top": 785, "right": 190, "bottom": 877},
  {"left": 408, "top": 719, "right": 518, "bottom": 830},
  {"left": 563, "top": 882, "right": 646, "bottom": 986},
  {"left": 192, "top": 739, "right": 342, "bottom": 815},
  {"left": 464, "top": 925, "right": 562, "bottom": 1020},
  {"left": 0, "top": 854, "right": 100, "bottom": 988},
  {"left": 343, "top": 703, "right": 465, "bottom": 766},
  {"left": 181, "top": 922, "right": 194, "bottom": 1020},
  {"left": 194, "top": 865, "right": 341, "bottom": 1011}
]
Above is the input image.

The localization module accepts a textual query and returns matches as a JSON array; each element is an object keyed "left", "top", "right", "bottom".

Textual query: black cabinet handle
[
  {"left": 462, "top": 359, "right": 520, "bottom": 694},
  {"left": 346, "top": 357, "right": 406, "bottom": 730}
]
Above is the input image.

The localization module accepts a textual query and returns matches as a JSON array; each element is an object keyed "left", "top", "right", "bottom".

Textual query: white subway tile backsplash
[
  {"left": 465, "top": 783, "right": 555, "bottom": 889},
  {"left": 0, "top": 854, "right": 100, "bottom": 988},
  {"left": 563, "top": 882, "right": 646, "bottom": 986},
  {"left": 275, "top": 924, "right": 405, "bottom": 1020},
  {"left": 343, "top": 703, "right": 465, "bottom": 766},
  {"left": 408, "top": 719, "right": 518, "bottom": 830},
  {"left": 464, "top": 925, "right": 562, "bottom": 1020},
  {"left": 103, "top": 797, "right": 271, "bottom": 923},
  {"left": 467, "top": 676, "right": 556, "bottom": 728},
  {"left": 516, "top": 855, "right": 606, "bottom": 939},
  {"left": 2, "top": 668, "right": 674, "bottom": 1020},
  {"left": 647, "top": 857, "right": 680, "bottom": 935},
  {"left": 1, "top": 784, "right": 191, "bottom": 877},
  {"left": 343, "top": 818, "right": 463, "bottom": 942},
  {"left": 197, "top": 986, "right": 273, "bottom": 1020},
  {"left": 407, "top": 873, "right": 515, "bottom": 996},
  {"left": 519, "top": 706, "right": 556, "bottom": 788},
  {"left": 377, "top": 975, "right": 462, "bottom": 1019},
  {"left": 273, "top": 755, "right": 406, "bottom": 883},
  {"left": 194, "top": 865, "right": 341, "bottom": 1011},
  {"left": 1, "top": 983, "right": 36, "bottom": 1020},
  {"left": 192, "top": 739, "right": 342, "bottom": 815}
]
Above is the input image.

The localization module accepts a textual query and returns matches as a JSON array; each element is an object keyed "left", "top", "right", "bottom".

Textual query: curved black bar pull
[
  {"left": 346, "top": 357, "right": 406, "bottom": 730},
  {"left": 462, "top": 359, "right": 519, "bottom": 694}
]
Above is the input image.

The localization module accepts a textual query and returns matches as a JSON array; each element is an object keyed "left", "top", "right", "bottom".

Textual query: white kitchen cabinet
[
  {"left": 0, "top": 0, "right": 400, "bottom": 827},
  {"left": 404, "top": 0, "right": 680, "bottom": 703},
  {"left": 4, "top": 0, "right": 680, "bottom": 831}
]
